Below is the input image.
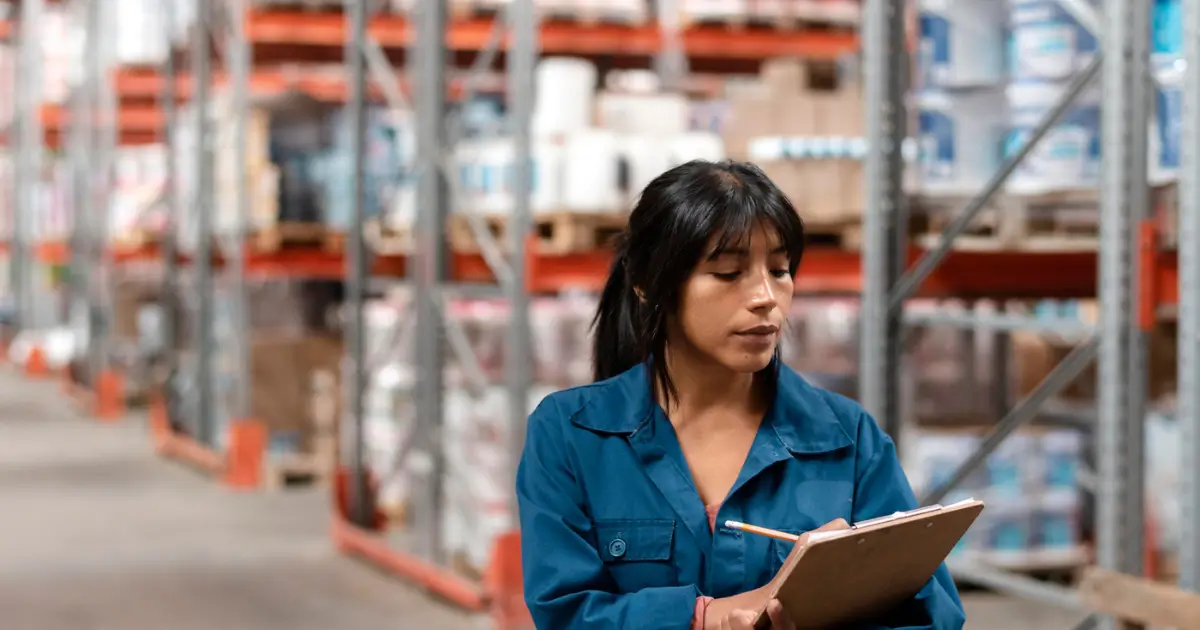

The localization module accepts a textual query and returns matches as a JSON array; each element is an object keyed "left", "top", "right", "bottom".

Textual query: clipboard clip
[{"left": 849, "top": 498, "right": 977, "bottom": 530}]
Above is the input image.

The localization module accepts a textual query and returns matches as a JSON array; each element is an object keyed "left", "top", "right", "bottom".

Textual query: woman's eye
[
  {"left": 771, "top": 269, "right": 791, "bottom": 278},
  {"left": 713, "top": 271, "right": 741, "bottom": 281}
]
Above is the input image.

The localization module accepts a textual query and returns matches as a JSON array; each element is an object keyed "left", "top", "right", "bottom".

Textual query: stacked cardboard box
[{"left": 723, "top": 58, "right": 865, "bottom": 226}]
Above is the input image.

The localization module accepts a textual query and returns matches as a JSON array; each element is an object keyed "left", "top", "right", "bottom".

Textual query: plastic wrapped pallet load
[
  {"left": 1004, "top": 78, "right": 1101, "bottom": 193},
  {"left": 915, "top": 88, "right": 1006, "bottom": 193},
  {"left": 1151, "top": 57, "right": 1183, "bottom": 183},
  {"left": 1008, "top": 0, "right": 1099, "bottom": 81},
  {"left": 917, "top": 0, "right": 1006, "bottom": 88}
]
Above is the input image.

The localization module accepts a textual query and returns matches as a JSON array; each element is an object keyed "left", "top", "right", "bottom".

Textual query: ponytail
[{"left": 592, "top": 244, "right": 645, "bottom": 382}]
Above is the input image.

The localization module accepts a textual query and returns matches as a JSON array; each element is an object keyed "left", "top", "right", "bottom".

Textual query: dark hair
[{"left": 592, "top": 160, "right": 806, "bottom": 403}]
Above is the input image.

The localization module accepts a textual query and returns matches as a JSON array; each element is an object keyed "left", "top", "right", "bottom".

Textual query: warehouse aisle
[
  {"left": 0, "top": 370, "right": 1086, "bottom": 630},
  {"left": 0, "top": 371, "right": 477, "bottom": 630}
]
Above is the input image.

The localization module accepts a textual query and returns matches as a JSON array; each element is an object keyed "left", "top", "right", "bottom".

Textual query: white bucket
[
  {"left": 532, "top": 138, "right": 566, "bottom": 214},
  {"left": 917, "top": 0, "right": 1006, "bottom": 88},
  {"left": 534, "top": 57, "right": 598, "bottom": 138},
  {"left": 665, "top": 131, "right": 726, "bottom": 168},
  {"left": 1009, "top": 0, "right": 1099, "bottom": 81},
  {"left": 1151, "top": 57, "right": 1183, "bottom": 183},
  {"left": 452, "top": 140, "right": 485, "bottom": 216},
  {"left": 563, "top": 129, "right": 622, "bottom": 213},
  {"left": 475, "top": 137, "right": 516, "bottom": 216},
  {"left": 915, "top": 89, "right": 1006, "bottom": 193},
  {"left": 596, "top": 91, "right": 691, "bottom": 136},
  {"left": 617, "top": 134, "right": 671, "bottom": 207},
  {"left": 1004, "top": 79, "right": 1101, "bottom": 194}
]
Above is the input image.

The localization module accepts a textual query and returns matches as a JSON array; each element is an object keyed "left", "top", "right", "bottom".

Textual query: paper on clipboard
[{"left": 805, "top": 498, "right": 979, "bottom": 544}]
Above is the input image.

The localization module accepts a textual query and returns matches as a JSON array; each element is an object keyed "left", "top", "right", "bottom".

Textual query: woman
[{"left": 516, "top": 161, "right": 965, "bottom": 629}]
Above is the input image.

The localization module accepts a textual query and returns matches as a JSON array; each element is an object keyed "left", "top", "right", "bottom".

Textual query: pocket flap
[{"left": 595, "top": 519, "right": 675, "bottom": 562}]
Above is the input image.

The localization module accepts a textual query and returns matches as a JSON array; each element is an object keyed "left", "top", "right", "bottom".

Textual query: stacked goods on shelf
[
  {"left": 724, "top": 57, "right": 865, "bottom": 246},
  {"left": 113, "top": 0, "right": 171, "bottom": 66},
  {"left": 913, "top": 0, "right": 1107, "bottom": 251},
  {"left": 680, "top": 0, "right": 861, "bottom": 27},
  {"left": 169, "top": 279, "right": 343, "bottom": 486},
  {"left": 445, "top": 57, "right": 724, "bottom": 254},
  {"left": 905, "top": 427, "right": 1088, "bottom": 572},
  {"left": 111, "top": 145, "right": 170, "bottom": 245}
]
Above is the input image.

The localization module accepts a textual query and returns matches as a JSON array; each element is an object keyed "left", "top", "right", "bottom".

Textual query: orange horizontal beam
[
  {"left": 40, "top": 104, "right": 164, "bottom": 146},
  {"left": 111, "top": 66, "right": 500, "bottom": 103},
  {"left": 21, "top": 239, "right": 1176, "bottom": 306},
  {"left": 245, "top": 12, "right": 858, "bottom": 60}
]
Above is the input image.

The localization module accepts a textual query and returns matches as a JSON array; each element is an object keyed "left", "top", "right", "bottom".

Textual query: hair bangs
[{"left": 703, "top": 175, "right": 806, "bottom": 273}]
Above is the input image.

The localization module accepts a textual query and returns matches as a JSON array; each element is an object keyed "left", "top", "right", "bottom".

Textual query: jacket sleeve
[
  {"left": 516, "top": 397, "right": 701, "bottom": 630},
  {"left": 850, "top": 411, "right": 967, "bottom": 630}
]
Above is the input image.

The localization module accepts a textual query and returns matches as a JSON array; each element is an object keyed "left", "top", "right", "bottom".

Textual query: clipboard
[{"left": 753, "top": 498, "right": 985, "bottom": 629}]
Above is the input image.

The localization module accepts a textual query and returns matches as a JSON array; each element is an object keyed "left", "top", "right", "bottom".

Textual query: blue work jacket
[{"left": 516, "top": 362, "right": 966, "bottom": 630}]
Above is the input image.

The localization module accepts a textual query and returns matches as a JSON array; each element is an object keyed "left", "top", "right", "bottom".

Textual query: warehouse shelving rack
[
  {"left": 859, "top": 0, "right": 1200, "bottom": 627},
  {"left": 3, "top": 0, "right": 1195, "bottom": 628}
]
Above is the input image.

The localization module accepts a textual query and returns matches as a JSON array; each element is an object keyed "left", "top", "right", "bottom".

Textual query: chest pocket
[
  {"left": 594, "top": 519, "right": 678, "bottom": 593},
  {"left": 769, "top": 529, "right": 803, "bottom": 576}
]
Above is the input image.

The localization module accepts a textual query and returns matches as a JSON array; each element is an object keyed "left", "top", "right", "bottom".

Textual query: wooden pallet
[
  {"left": 805, "top": 219, "right": 863, "bottom": 251},
  {"left": 914, "top": 190, "right": 1100, "bottom": 252},
  {"left": 263, "top": 452, "right": 334, "bottom": 491},
  {"left": 448, "top": 211, "right": 627, "bottom": 254},
  {"left": 684, "top": 3, "right": 860, "bottom": 31},
  {"left": 541, "top": 8, "right": 648, "bottom": 26},
  {"left": 247, "top": 0, "right": 344, "bottom": 13},
  {"left": 249, "top": 221, "right": 328, "bottom": 253},
  {"left": 112, "top": 227, "right": 159, "bottom": 250},
  {"left": 365, "top": 219, "right": 412, "bottom": 255}
]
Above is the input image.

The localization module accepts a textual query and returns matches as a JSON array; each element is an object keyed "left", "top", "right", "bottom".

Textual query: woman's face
[{"left": 669, "top": 221, "right": 794, "bottom": 374}]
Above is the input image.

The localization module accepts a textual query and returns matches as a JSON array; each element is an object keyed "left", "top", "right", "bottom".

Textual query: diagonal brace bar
[
  {"left": 922, "top": 336, "right": 1099, "bottom": 505},
  {"left": 890, "top": 57, "right": 1102, "bottom": 311}
]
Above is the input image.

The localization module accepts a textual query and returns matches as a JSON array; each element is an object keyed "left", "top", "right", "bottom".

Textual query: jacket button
[{"left": 608, "top": 538, "right": 627, "bottom": 558}]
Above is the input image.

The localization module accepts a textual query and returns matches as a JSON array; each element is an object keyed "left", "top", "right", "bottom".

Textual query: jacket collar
[{"left": 571, "top": 360, "right": 854, "bottom": 454}]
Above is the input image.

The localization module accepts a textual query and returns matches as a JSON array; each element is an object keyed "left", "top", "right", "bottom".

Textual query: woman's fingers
[
  {"left": 723, "top": 609, "right": 759, "bottom": 630},
  {"left": 766, "top": 599, "right": 795, "bottom": 630}
]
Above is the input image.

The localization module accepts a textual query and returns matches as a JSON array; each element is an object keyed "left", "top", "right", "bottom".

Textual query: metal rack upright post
[
  {"left": 1179, "top": 0, "right": 1200, "bottom": 594},
  {"left": 10, "top": 0, "right": 42, "bottom": 342}
]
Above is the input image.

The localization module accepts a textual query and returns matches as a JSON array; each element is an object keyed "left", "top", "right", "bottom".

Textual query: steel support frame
[
  {"left": 339, "top": 0, "right": 537, "bottom": 595},
  {"left": 1178, "top": 0, "right": 1200, "bottom": 594},
  {"left": 192, "top": 0, "right": 216, "bottom": 447},
  {"left": 86, "top": 0, "right": 117, "bottom": 393},
  {"left": 1096, "top": 2, "right": 1150, "bottom": 629},
  {"left": 160, "top": 0, "right": 181, "bottom": 429},
  {"left": 68, "top": 0, "right": 95, "bottom": 371},
  {"left": 11, "top": 0, "right": 43, "bottom": 336},
  {"left": 225, "top": 0, "right": 252, "bottom": 425},
  {"left": 861, "top": 0, "right": 1151, "bottom": 618}
]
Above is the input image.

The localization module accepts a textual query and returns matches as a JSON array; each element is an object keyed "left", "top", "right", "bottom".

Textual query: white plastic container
[
  {"left": 533, "top": 57, "right": 598, "bottom": 138},
  {"left": 116, "top": 0, "right": 170, "bottom": 65},
  {"left": 596, "top": 91, "right": 692, "bottom": 137},
  {"left": 915, "top": 89, "right": 1006, "bottom": 193},
  {"left": 617, "top": 134, "right": 671, "bottom": 206},
  {"left": 452, "top": 141, "right": 485, "bottom": 216},
  {"left": 917, "top": 0, "right": 1006, "bottom": 88},
  {"left": 1005, "top": 79, "right": 1101, "bottom": 193},
  {"left": 475, "top": 137, "right": 516, "bottom": 216},
  {"left": 563, "top": 129, "right": 623, "bottom": 213},
  {"left": 666, "top": 132, "right": 726, "bottom": 168},
  {"left": 532, "top": 138, "right": 566, "bottom": 214},
  {"left": 1151, "top": 57, "right": 1183, "bottom": 183},
  {"left": 1009, "top": 0, "right": 1099, "bottom": 81}
]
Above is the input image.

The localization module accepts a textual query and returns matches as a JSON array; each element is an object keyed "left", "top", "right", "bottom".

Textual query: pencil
[{"left": 724, "top": 520, "right": 800, "bottom": 542}]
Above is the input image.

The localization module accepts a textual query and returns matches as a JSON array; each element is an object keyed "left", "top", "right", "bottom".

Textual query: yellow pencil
[{"left": 724, "top": 520, "right": 800, "bottom": 542}]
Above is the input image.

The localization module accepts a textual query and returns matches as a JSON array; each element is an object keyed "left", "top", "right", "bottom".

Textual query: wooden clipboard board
[{"left": 753, "top": 498, "right": 985, "bottom": 629}]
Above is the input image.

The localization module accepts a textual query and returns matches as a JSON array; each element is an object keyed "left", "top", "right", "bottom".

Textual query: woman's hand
[{"left": 716, "top": 599, "right": 795, "bottom": 630}]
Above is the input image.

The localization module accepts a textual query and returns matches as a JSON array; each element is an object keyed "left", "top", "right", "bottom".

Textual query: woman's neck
[{"left": 660, "top": 345, "right": 765, "bottom": 426}]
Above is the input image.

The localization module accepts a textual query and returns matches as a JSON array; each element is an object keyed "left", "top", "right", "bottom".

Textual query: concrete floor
[{"left": 0, "top": 371, "right": 1090, "bottom": 630}]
